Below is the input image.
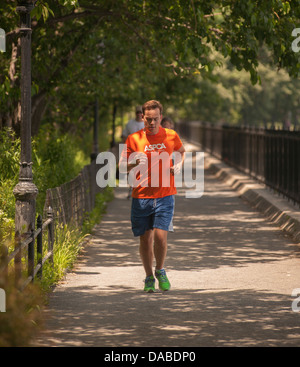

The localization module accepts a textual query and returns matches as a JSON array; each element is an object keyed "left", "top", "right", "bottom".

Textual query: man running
[{"left": 119, "top": 100, "right": 185, "bottom": 292}]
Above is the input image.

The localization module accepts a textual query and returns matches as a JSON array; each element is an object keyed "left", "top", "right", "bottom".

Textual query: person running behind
[
  {"left": 119, "top": 100, "right": 185, "bottom": 292},
  {"left": 161, "top": 116, "right": 174, "bottom": 130},
  {"left": 122, "top": 105, "right": 144, "bottom": 142}
]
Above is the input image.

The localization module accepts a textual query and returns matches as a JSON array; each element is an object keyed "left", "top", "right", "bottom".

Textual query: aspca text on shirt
[
  {"left": 144, "top": 143, "right": 166, "bottom": 152},
  {"left": 96, "top": 144, "right": 204, "bottom": 198}
]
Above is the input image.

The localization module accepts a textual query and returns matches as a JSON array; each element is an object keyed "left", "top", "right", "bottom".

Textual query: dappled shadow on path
[
  {"left": 39, "top": 286, "right": 300, "bottom": 347},
  {"left": 170, "top": 172, "right": 300, "bottom": 271}
]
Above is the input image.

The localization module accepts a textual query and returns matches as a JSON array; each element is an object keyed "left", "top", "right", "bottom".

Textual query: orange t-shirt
[{"left": 122, "top": 127, "right": 183, "bottom": 198}]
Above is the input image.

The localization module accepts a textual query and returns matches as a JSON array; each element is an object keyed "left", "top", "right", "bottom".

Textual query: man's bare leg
[
  {"left": 140, "top": 228, "right": 170, "bottom": 291},
  {"left": 140, "top": 228, "right": 168, "bottom": 274},
  {"left": 139, "top": 229, "right": 154, "bottom": 277},
  {"left": 154, "top": 228, "right": 168, "bottom": 270}
]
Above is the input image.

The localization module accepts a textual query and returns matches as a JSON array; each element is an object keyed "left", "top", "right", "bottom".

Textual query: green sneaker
[
  {"left": 155, "top": 268, "right": 171, "bottom": 291},
  {"left": 144, "top": 275, "right": 155, "bottom": 293}
]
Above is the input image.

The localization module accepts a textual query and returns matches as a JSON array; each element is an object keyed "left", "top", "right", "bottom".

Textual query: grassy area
[{"left": 40, "top": 187, "right": 114, "bottom": 292}]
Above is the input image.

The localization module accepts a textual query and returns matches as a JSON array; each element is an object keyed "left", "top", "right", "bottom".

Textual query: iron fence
[
  {"left": 0, "top": 157, "right": 105, "bottom": 290},
  {"left": 0, "top": 207, "right": 54, "bottom": 291},
  {"left": 43, "top": 160, "right": 101, "bottom": 227},
  {"left": 177, "top": 122, "right": 300, "bottom": 205}
]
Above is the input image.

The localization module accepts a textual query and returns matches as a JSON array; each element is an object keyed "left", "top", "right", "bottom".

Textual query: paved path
[{"left": 35, "top": 145, "right": 300, "bottom": 347}]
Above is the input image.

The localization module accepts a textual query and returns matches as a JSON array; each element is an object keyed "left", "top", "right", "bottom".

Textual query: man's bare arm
[
  {"left": 171, "top": 145, "right": 185, "bottom": 175},
  {"left": 119, "top": 152, "right": 147, "bottom": 174}
]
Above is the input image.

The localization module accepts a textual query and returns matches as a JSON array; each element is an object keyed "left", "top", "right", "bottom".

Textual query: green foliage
[
  {"left": 0, "top": 205, "right": 14, "bottom": 246},
  {"left": 32, "top": 126, "right": 89, "bottom": 215},
  {"left": 35, "top": 126, "right": 88, "bottom": 185},
  {"left": 0, "top": 129, "right": 20, "bottom": 244},
  {"left": 0, "top": 129, "right": 20, "bottom": 182},
  {"left": 0, "top": 180, "right": 15, "bottom": 231},
  {"left": 40, "top": 223, "right": 86, "bottom": 291},
  {"left": 175, "top": 47, "right": 300, "bottom": 127},
  {"left": 0, "top": 128, "right": 90, "bottom": 222},
  {"left": 1, "top": 0, "right": 300, "bottom": 134},
  {"left": 0, "top": 280, "right": 44, "bottom": 347}
]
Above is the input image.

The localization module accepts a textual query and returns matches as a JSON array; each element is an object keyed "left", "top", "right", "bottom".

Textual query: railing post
[
  {"left": 28, "top": 229, "right": 35, "bottom": 282},
  {"left": 36, "top": 214, "right": 43, "bottom": 279},
  {"left": 47, "top": 207, "right": 54, "bottom": 264}
]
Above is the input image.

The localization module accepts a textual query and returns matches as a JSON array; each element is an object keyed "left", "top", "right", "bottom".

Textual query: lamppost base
[{"left": 13, "top": 180, "right": 38, "bottom": 236}]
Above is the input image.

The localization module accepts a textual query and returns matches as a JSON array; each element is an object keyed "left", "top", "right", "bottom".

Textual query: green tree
[{"left": 1, "top": 0, "right": 299, "bottom": 134}]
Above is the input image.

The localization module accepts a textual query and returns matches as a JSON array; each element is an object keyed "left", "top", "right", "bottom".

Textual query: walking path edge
[{"left": 202, "top": 150, "right": 300, "bottom": 244}]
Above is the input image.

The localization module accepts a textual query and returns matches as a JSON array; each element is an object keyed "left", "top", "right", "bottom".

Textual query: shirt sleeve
[
  {"left": 121, "top": 135, "right": 134, "bottom": 160},
  {"left": 173, "top": 132, "right": 183, "bottom": 151},
  {"left": 119, "top": 136, "right": 133, "bottom": 173}
]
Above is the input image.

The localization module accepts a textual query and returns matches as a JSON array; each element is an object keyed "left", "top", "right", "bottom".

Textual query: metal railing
[
  {"left": 0, "top": 150, "right": 113, "bottom": 290},
  {"left": 43, "top": 159, "right": 102, "bottom": 227},
  {"left": 0, "top": 207, "right": 54, "bottom": 291},
  {"left": 177, "top": 121, "right": 300, "bottom": 206}
]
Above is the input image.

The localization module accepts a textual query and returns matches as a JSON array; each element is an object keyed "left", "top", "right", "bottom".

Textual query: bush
[
  {"left": 0, "top": 128, "right": 20, "bottom": 182},
  {"left": 32, "top": 125, "right": 89, "bottom": 215},
  {"left": 0, "top": 208, "right": 14, "bottom": 246},
  {"left": 0, "top": 279, "right": 44, "bottom": 347},
  {"left": 0, "top": 126, "right": 91, "bottom": 219},
  {"left": 0, "top": 129, "right": 20, "bottom": 247}
]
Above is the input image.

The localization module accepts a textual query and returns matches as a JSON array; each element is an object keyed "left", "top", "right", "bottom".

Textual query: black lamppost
[
  {"left": 91, "top": 98, "right": 99, "bottom": 162},
  {"left": 111, "top": 101, "right": 117, "bottom": 148},
  {"left": 13, "top": 1, "right": 38, "bottom": 280}
]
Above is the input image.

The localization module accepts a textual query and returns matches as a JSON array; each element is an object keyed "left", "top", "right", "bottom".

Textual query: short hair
[
  {"left": 142, "top": 100, "right": 163, "bottom": 115},
  {"left": 135, "top": 105, "right": 142, "bottom": 113}
]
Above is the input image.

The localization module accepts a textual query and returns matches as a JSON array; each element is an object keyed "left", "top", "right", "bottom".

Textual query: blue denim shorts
[{"left": 131, "top": 195, "right": 175, "bottom": 237}]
